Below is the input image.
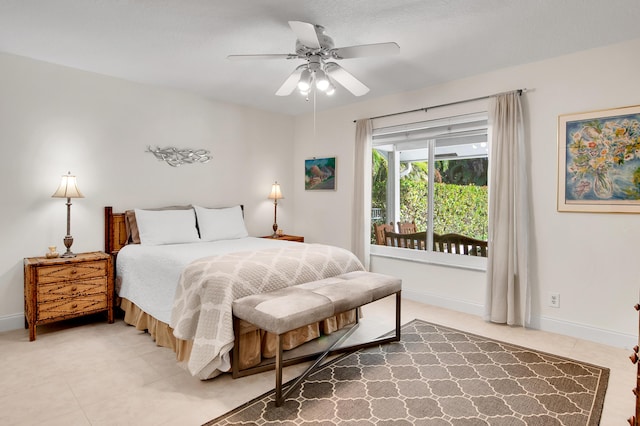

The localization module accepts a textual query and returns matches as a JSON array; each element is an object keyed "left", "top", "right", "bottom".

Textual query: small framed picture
[
  {"left": 557, "top": 104, "right": 640, "bottom": 213},
  {"left": 305, "top": 157, "right": 336, "bottom": 191}
]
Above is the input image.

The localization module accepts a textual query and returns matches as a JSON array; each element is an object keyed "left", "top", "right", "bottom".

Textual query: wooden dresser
[
  {"left": 24, "top": 251, "right": 114, "bottom": 341},
  {"left": 630, "top": 303, "right": 640, "bottom": 425}
]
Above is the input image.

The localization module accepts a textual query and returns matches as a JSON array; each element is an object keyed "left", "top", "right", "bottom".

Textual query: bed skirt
[{"left": 119, "top": 298, "right": 356, "bottom": 373}]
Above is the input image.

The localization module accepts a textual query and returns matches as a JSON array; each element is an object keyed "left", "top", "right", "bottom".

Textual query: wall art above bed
[
  {"left": 305, "top": 156, "right": 336, "bottom": 191},
  {"left": 146, "top": 146, "right": 211, "bottom": 167}
]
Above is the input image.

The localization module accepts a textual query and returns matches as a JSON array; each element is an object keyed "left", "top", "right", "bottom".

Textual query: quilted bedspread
[{"left": 170, "top": 243, "right": 364, "bottom": 379}]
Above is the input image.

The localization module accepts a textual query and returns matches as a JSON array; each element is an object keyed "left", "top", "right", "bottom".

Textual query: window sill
[{"left": 370, "top": 245, "right": 487, "bottom": 272}]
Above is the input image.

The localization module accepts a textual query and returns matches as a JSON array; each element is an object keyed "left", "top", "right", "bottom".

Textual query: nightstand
[
  {"left": 23, "top": 251, "right": 114, "bottom": 341},
  {"left": 261, "top": 234, "right": 304, "bottom": 243}
]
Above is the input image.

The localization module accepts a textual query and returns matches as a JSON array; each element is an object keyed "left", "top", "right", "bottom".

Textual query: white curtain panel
[
  {"left": 485, "top": 92, "right": 530, "bottom": 326},
  {"left": 353, "top": 119, "right": 373, "bottom": 270}
]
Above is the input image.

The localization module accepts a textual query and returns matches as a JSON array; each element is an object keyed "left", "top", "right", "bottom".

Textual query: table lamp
[
  {"left": 51, "top": 171, "right": 84, "bottom": 257},
  {"left": 268, "top": 181, "right": 283, "bottom": 237}
]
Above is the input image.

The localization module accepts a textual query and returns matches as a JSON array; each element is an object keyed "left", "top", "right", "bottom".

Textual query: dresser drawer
[
  {"left": 36, "top": 260, "right": 107, "bottom": 284},
  {"left": 37, "top": 278, "right": 107, "bottom": 302},
  {"left": 37, "top": 294, "right": 108, "bottom": 321}
]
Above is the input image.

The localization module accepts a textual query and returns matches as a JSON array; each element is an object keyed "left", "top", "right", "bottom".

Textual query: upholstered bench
[{"left": 232, "top": 270, "right": 402, "bottom": 406}]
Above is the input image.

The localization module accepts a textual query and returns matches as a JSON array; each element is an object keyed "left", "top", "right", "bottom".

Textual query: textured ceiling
[{"left": 1, "top": 0, "right": 639, "bottom": 116}]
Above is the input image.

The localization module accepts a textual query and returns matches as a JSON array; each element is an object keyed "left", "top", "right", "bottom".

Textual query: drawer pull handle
[
  {"left": 71, "top": 303, "right": 78, "bottom": 309},
  {"left": 70, "top": 286, "right": 77, "bottom": 292},
  {"left": 70, "top": 270, "right": 77, "bottom": 275}
]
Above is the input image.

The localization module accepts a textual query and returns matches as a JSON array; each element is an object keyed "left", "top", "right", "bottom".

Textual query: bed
[{"left": 104, "top": 205, "right": 364, "bottom": 379}]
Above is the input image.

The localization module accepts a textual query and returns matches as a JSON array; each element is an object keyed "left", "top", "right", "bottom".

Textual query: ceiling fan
[{"left": 227, "top": 21, "right": 400, "bottom": 98}]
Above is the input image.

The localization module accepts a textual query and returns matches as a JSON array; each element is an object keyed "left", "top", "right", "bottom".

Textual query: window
[{"left": 371, "top": 112, "right": 489, "bottom": 265}]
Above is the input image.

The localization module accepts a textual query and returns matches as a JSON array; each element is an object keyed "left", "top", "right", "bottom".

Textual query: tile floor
[{"left": 0, "top": 297, "right": 634, "bottom": 425}]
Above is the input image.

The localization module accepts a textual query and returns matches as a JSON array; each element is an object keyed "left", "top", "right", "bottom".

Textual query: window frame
[{"left": 370, "top": 110, "right": 490, "bottom": 271}]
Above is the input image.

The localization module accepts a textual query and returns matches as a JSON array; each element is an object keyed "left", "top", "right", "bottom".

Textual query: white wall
[
  {"left": 292, "top": 38, "right": 640, "bottom": 348},
  {"left": 0, "top": 52, "right": 294, "bottom": 331}
]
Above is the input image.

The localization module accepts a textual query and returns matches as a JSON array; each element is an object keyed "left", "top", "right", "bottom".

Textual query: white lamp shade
[
  {"left": 268, "top": 182, "right": 283, "bottom": 200},
  {"left": 52, "top": 172, "right": 84, "bottom": 198},
  {"left": 325, "top": 82, "right": 336, "bottom": 95},
  {"left": 297, "top": 69, "right": 312, "bottom": 92},
  {"left": 315, "top": 69, "right": 330, "bottom": 91}
]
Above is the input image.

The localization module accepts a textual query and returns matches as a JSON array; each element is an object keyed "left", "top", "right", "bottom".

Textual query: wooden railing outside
[{"left": 383, "top": 230, "right": 488, "bottom": 257}]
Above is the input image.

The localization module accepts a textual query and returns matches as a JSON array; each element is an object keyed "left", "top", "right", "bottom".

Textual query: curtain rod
[{"left": 354, "top": 88, "right": 527, "bottom": 122}]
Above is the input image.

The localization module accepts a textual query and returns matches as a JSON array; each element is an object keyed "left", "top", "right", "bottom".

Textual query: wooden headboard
[{"left": 104, "top": 206, "right": 128, "bottom": 256}]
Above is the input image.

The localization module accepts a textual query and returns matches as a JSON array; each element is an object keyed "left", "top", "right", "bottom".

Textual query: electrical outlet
[{"left": 549, "top": 292, "right": 560, "bottom": 308}]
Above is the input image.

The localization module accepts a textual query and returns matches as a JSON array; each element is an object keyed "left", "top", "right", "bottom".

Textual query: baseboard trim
[
  {"left": 528, "top": 314, "right": 636, "bottom": 350},
  {"left": 403, "top": 289, "right": 636, "bottom": 350},
  {"left": 0, "top": 313, "right": 24, "bottom": 333},
  {"left": 403, "top": 289, "right": 485, "bottom": 317}
]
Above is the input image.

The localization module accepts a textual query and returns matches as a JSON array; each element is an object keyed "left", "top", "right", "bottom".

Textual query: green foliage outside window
[
  {"left": 372, "top": 152, "right": 488, "bottom": 242},
  {"left": 433, "top": 183, "right": 487, "bottom": 240},
  {"left": 371, "top": 149, "right": 388, "bottom": 214},
  {"left": 398, "top": 179, "right": 488, "bottom": 240}
]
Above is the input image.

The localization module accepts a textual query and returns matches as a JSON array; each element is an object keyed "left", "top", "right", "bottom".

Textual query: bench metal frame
[{"left": 232, "top": 290, "right": 402, "bottom": 406}]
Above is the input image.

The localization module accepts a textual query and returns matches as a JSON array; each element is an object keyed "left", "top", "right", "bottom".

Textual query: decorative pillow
[
  {"left": 134, "top": 208, "right": 200, "bottom": 245},
  {"left": 194, "top": 205, "right": 249, "bottom": 241},
  {"left": 125, "top": 205, "right": 192, "bottom": 244}
]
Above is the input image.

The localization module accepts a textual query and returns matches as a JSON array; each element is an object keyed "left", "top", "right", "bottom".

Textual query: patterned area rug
[{"left": 205, "top": 319, "right": 609, "bottom": 425}]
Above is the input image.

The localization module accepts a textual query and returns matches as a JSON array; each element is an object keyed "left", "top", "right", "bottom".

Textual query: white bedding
[{"left": 116, "top": 237, "right": 299, "bottom": 324}]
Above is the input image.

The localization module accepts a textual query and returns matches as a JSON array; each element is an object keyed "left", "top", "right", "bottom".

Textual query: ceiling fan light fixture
[
  {"left": 297, "top": 68, "right": 312, "bottom": 92},
  {"left": 232, "top": 21, "right": 396, "bottom": 99},
  {"left": 325, "top": 82, "right": 336, "bottom": 96},
  {"left": 315, "top": 69, "right": 330, "bottom": 91}
]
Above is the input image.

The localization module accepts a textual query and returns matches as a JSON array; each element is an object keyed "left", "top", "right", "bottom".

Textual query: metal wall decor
[{"left": 146, "top": 146, "right": 211, "bottom": 167}]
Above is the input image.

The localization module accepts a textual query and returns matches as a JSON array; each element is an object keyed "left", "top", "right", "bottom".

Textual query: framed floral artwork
[
  {"left": 305, "top": 157, "right": 336, "bottom": 190},
  {"left": 558, "top": 104, "right": 640, "bottom": 212}
]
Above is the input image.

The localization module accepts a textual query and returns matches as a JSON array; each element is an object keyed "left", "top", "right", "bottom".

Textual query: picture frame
[
  {"left": 557, "top": 104, "right": 640, "bottom": 213},
  {"left": 305, "top": 157, "right": 336, "bottom": 191}
]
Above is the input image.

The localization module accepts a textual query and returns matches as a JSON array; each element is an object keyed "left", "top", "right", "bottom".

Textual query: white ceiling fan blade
[
  {"left": 227, "top": 54, "right": 295, "bottom": 60},
  {"left": 325, "top": 62, "right": 369, "bottom": 96},
  {"left": 275, "top": 66, "right": 305, "bottom": 96},
  {"left": 331, "top": 42, "right": 400, "bottom": 59},
  {"left": 288, "top": 21, "right": 321, "bottom": 49}
]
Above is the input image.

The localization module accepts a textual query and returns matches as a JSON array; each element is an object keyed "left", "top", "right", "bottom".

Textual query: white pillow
[
  {"left": 194, "top": 205, "right": 249, "bottom": 241},
  {"left": 134, "top": 208, "right": 200, "bottom": 245}
]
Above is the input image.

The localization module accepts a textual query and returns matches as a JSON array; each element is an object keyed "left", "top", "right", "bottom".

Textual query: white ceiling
[{"left": 1, "top": 0, "right": 639, "bottom": 116}]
